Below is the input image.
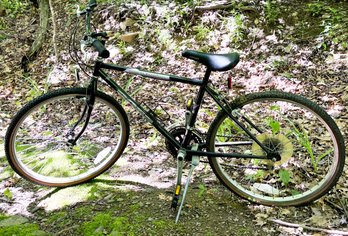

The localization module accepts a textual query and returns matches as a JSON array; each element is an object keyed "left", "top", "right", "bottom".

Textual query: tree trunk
[{"left": 21, "top": 0, "right": 49, "bottom": 71}]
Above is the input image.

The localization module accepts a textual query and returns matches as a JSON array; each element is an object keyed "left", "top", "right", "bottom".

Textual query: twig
[
  {"left": 195, "top": 2, "right": 234, "bottom": 11},
  {"left": 48, "top": 0, "right": 58, "bottom": 63},
  {"left": 269, "top": 219, "right": 348, "bottom": 235},
  {"left": 337, "top": 191, "right": 348, "bottom": 220},
  {"left": 195, "top": 1, "right": 257, "bottom": 13},
  {"left": 325, "top": 198, "right": 344, "bottom": 213},
  {"left": 54, "top": 225, "right": 79, "bottom": 236}
]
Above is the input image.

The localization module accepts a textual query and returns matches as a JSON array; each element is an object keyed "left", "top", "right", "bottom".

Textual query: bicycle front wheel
[
  {"left": 5, "top": 88, "right": 129, "bottom": 187},
  {"left": 207, "top": 91, "right": 345, "bottom": 206}
]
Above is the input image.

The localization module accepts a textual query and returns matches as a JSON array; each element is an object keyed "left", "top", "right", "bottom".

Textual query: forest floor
[{"left": 0, "top": 0, "right": 347, "bottom": 235}]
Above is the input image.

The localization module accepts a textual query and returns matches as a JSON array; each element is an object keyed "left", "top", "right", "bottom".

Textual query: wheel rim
[
  {"left": 210, "top": 97, "right": 340, "bottom": 204},
  {"left": 9, "top": 92, "right": 127, "bottom": 185}
]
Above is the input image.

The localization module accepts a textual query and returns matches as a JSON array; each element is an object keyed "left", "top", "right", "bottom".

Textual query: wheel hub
[{"left": 251, "top": 133, "right": 293, "bottom": 166}]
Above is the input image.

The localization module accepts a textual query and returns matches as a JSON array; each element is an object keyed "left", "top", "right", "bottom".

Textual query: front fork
[{"left": 67, "top": 76, "right": 97, "bottom": 145}]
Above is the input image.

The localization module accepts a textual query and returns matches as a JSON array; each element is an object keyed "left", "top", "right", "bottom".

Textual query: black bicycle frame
[{"left": 90, "top": 59, "right": 270, "bottom": 160}]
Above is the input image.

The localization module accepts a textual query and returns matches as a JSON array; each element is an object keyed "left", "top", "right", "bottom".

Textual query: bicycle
[{"left": 4, "top": 0, "right": 345, "bottom": 222}]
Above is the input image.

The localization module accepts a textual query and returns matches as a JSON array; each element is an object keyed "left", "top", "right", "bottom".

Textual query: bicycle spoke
[
  {"left": 6, "top": 89, "right": 129, "bottom": 186},
  {"left": 208, "top": 91, "right": 344, "bottom": 206}
]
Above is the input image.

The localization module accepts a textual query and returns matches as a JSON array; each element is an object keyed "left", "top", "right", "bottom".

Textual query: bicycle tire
[
  {"left": 206, "top": 90, "right": 345, "bottom": 206},
  {"left": 5, "top": 88, "right": 129, "bottom": 187}
]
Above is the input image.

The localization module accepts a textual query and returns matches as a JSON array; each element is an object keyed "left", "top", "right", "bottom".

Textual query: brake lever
[{"left": 80, "top": 40, "right": 89, "bottom": 61}]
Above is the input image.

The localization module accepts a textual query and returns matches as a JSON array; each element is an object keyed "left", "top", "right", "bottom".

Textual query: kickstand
[{"left": 174, "top": 144, "right": 200, "bottom": 223}]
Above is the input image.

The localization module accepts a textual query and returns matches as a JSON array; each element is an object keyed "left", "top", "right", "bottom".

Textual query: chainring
[{"left": 165, "top": 125, "right": 204, "bottom": 161}]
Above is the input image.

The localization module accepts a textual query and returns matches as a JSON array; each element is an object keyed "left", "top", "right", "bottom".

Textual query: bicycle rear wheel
[
  {"left": 5, "top": 88, "right": 129, "bottom": 187},
  {"left": 207, "top": 91, "right": 345, "bottom": 206}
]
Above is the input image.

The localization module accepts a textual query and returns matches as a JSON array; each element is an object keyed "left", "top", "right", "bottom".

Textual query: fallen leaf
[{"left": 120, "top": 32, "right": 140, "bottom": 42}]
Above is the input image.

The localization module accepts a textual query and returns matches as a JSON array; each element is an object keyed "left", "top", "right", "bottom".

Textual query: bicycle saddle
[{"left": 182, "top": 50, "right": 240, "bottom": 71}]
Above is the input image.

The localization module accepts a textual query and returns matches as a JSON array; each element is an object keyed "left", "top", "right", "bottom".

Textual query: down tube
[{"left": 98, "top": 70, "right": 182, "bottom": 150}]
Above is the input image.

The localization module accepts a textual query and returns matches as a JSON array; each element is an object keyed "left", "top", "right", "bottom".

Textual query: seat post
[
  {"left": 195, "top": 67, "right": 211, "bottom": 106},
  {"left": 182, "top": 68, "right": 211, "bottom": 147}
]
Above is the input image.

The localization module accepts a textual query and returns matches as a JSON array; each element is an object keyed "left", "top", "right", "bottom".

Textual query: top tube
[{"left": 99, "top": 62, "right": 204, "bottom": 86}]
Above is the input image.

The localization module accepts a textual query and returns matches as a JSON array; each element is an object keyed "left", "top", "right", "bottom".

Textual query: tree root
[{"left": 269, "top": 219, "right": 348, "bottom": 235}]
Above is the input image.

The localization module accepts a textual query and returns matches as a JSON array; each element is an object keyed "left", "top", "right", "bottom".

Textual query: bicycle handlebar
[
  {"left": 92, "top": 39, "right": 110, "bottom": 58},
  {"left": 89, "top": 0, "right": 97, "bottom": 8},
  {"left": 78, "top": 0, "right": 110, "bottom": 58}
]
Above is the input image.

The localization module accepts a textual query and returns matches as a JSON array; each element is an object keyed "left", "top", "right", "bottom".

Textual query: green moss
[
  {"left": 0, "top": 223, "right": 47, "bottom": 236},
  {"left": 0, "top": 167, "right": 14, "bottom": 181},
  {"left": 0, "top": 214, "right": 8, "bottom": 221},
  {"left": 43, "top": 187, "right": 91, "bottom": 211},
  {"left": 81, "top": 213, "right": 135, "bottom": 236},
  {"left": 46, "top": 211, "right": 67, "bottom": 226},
  {"left": 74, "top": 205, "right": 94, "bottom": 218},
  {"left": 152, "top": 220, "right": 167, "bottom": 229}
]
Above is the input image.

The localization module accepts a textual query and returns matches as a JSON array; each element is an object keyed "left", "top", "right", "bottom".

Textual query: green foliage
[
  {"left": 217, "top": 117, "right": 243, "bottom": 142},
  {"left": 121, "top": 76, "right": 142, "bottom": 106},
  {"left": 88, "top": 185, "right": 100, "bottom": 200},
  {"left": 174, "top": 0, "right": 201, "bottom": 5},
  {"left": 253, "top": 170, "right": 266, "bottom": 181},
  {"left": 193, "top": 24, "right": 210, "bottom": 41},
  {"left": 0, "top": 223, "right": 45, "bottom": 236},
  {"left": 265, "top": 117, "right": 280, "bottom": 134},
  {"left": 278, "top": 169, "right": 291, "bottom": 186},
  {"left": 24, "top": 76, "right": 49, "bottom": 101},
  {"left": 229, "top": 13, "right": 245, "bottom": 45},
  {"left": 0, "top": 0, "right": 27, "bottom": 17},
  {"left": 270, "top": 59, "right": 290, "bottom": 73},
  {"left": 264, "top": 0, "right": 280, "bottom": 26},
  {"left": 197, "top": 183, "right": 207, "bottom": 198},
  {"left": 3, "top": 188, "right": 12, "bottom": 200},
  {"left": 152, "top": 220, "right": 167, "bottom": 229},
  {"left": 0, "top": 33, "right": 6, "bottom": 42},
  {"left": 0, "top": 0, "right": 27, "bottom": 29},
  {"left": 305, "top": 1, "right": 348, "bottom": 50},
  {"left": 306, "top": 2, "right": 326, "bottom": 16},
  {"left": 287, "top": 119, "right": 334, "bottom": 172},
  {"left": 0, "top": 166, "right": 14, "bottom": 181}
]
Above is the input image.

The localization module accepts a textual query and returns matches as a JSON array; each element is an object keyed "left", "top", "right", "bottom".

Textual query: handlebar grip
[
  {"left": 92, "top": 39, "right": 110, "bottom": 58},
  {"left": 89, "top": 0, "right": 97, "bottom": 8}
]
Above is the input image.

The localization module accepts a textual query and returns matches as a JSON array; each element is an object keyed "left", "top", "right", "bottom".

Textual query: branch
[
  {"left": 195, "top": 2, "right": 234, "bottom": 11},
  {"left": 195, "top": 1, "right": 257, "bottom": 13},
  {"left": 48, "top": 0, "right": 58, "bottom": 63},
  {"left": 269, "top": 219, "right": 348, "bottom": 235}
]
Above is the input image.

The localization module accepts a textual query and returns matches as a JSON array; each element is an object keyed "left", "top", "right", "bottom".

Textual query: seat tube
[{"left": 182, "top": 68, "right": 211, "bottom": 146}]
